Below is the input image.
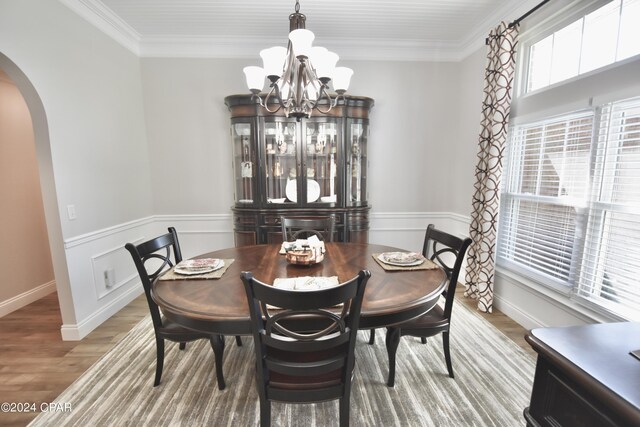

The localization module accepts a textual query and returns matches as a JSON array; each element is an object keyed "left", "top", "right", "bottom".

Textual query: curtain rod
[
  {"left": 485, "top": 0, "right": 551, "bottom": 44},
  {"left": 509, "top": 0, "right": 552, "bottom": 29}
]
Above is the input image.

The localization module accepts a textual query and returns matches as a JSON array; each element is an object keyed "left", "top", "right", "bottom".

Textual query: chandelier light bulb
[
  {"left": 313, "top": 50, "right": 339, "bottom": 81},
  {"left": 243, "top": 66, "right": 266, "bottom": 92},
  {"left": 289, "top": 29, "right": 315, "bottom": 58},
  {"left": 260, "top": 47, "right": 287, "bottom": 79},
  {"left": 332, "top": 67, "right": 354, "bottom": 93}
]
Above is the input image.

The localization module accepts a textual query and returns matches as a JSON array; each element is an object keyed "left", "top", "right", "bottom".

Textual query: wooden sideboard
[{"left": 524, "top": 322, "right": 640, "bottom": 427}]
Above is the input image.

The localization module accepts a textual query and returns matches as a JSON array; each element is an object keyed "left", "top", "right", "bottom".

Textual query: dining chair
[
  {"left": 281, "top": 215, "right": 336, "bottom": 242},
  {"left": 125, "top": 227, "right": 234, "bottom": 390},
  {"left": 241, "top": 269, "right": 370, "bottom": 427},
  {"left": 370, "top": 224, "right": 471, "bottom": 387}
]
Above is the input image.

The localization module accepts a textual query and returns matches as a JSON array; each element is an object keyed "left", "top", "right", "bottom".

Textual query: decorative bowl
[{"left": 285, "top": 248, "right": 324, "bottom": 266}]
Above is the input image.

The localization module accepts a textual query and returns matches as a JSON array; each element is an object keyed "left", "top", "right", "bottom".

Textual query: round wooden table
[{"left": 152, "top": 242, "right": 446, "bottom": 335}]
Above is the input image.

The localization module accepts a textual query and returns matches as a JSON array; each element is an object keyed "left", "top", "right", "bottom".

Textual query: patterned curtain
[{"left": 465, "top": 22, "right": 519, "bottom": 313}]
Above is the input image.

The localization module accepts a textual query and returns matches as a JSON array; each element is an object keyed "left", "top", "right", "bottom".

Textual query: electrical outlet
[
  {"left": 104, "top": 268, "right": 116, "bottom": 288},
  {"left": 67, "top": 204, "right": 77, "bottom": 220}
]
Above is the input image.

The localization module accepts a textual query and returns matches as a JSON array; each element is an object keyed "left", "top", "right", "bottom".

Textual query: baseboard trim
[
  {"left": 0, "top": 281, "right": 57, "bottom": 318},
  {"left": 493, "top": 293, "right": 544, "bottom": 330},
  {"left": 60, "top": 284, "right": 143, "bottom": 341}
]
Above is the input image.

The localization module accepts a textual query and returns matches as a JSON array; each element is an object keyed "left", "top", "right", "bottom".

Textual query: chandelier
[{"left": 243, "top": 0, "right": 353, "bottom": 120}]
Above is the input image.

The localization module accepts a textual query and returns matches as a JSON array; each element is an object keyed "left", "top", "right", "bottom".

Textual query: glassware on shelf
[
  {"left": 348, "top": 121, "right": 367, "bottom": 205},
  {"left": 233, "top": 124, "right": 255, "bottom": 204}
]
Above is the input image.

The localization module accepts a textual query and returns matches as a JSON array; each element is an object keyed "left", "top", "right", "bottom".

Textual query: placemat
[
  {"left": 372, "top": 253, "right": 440, "bottom": 271},
  {"left": 158, "top": 259, "right": 235, "bottom": 280}
]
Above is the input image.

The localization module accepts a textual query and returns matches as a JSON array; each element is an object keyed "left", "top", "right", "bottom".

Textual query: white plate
[
  {"left": 285, "top": 179, "right": 320, "bottom": 203},
  {"left": 320, "top": 195, "right": 336, "bottom": 203},
  {"left": 174, "top": 266, "right": 216, "bottom": 275},
  {"left": 268, "top": 198, "right": 286, "bottom": 203},
  {"left": 174, "top": 259, "right": 224, "bottom": 275},
  {"left": 378, "top": 252, "right": 425, "bottom": 267}
]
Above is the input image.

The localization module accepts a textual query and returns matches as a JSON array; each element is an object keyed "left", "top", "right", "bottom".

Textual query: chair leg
[
  {"left": 154, "top": 337, "right": 165, "bottom": 387},
  {"left": 259, "top": 398, "right": 271, "bottom": 427},
  {"left": 209, "top": 335, "right": 226, "bottom": 390},
  {"left": 235, "top": 335, "right": 243, "bottom": 347},
  {"left": 179, "top": 342, "right": 186, "bottom": 350},
  {"left": 442, "top": 332, "right": 454, "bottom": 379},
  {"left": 421, "top": 337, "right": 427, "bottom": 344},
  {"left": 339, "top": 393, "right": 351, "bottom": 427},
  {"left": 385, "top": 327, "right": 401, "bottom": 387},
  {"left": 368, "top": 329, "right": 376, "bottom": 345}
]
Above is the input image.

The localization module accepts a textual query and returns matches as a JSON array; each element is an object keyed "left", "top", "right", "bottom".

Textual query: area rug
[{"left": 29, "top": 301, "right": 535, "bottom": 426}]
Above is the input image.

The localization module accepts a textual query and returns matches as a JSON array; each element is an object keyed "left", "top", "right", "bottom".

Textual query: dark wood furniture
[
  {"left": 225, "top": 94, "right": 374, "bottom": 246},
  {"left": 124, "top": 227, "right": 227, "bottom": 388},
  {"left": 152, "top": 242, "right": 447, "bottom": 383},
  {"left": 373, "top": 224, "right": 472, "bottom": 386},
  {"left": 524, "top": 322, "right": 640, "bottom": 427},
  {"left": 281, "top": 215, "right": 336, "bottom": 242},
  {"left": 241, "top": 270, "right": 370, "bottom": 427}
]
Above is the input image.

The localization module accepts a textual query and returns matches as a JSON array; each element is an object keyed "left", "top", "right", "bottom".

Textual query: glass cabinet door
[
  {"left": 304, "top": 120, "right": 340, "bottom": 205},
  {"left": 232, "top": 122, "right": 256, "bottom": 204},
  {"left": 263, "top": 119, "right": 298, "bottom": 205},
  {"left": 346, "top": 120, "right": 368, "bottom": 206}
]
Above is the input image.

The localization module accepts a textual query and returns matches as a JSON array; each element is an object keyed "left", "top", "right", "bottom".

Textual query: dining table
[{"left": 152, "top": 242, "right": 446, "bottom": 387}]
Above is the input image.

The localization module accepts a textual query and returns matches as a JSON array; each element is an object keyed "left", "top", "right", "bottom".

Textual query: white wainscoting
[
  {"left": 61, "top": 216, "right": 157, "bottom": 340},
  {"left": 57, "top": 212, "right": 468, "bottom": 340}
]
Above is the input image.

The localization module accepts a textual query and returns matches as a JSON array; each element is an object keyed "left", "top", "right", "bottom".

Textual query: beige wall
[{"left": 0, "top": 69, "right": 54, "bottom": 304}]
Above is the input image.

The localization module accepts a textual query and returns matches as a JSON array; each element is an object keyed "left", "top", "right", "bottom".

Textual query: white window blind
[
  {"left": 499, "top": 98, "right": 640, "bottom": 320},
  {"left": 576, "top": 97, "right": 640, "bottom": 319},
  {"left": 499, "top": 112, "right": 594, "bottom": 285}
]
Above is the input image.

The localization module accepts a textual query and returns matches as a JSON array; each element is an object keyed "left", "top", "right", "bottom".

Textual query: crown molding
[
  {"left": 457, "top": 0, "right": 550, "bottom": 60},
  {"left": 59, "top": 0, "right": 141, "bottom": 55},
  {"left": 59, "top": 0, "right": 531, "bottom": 62},
  {"left": 139, "top": 36, "right": 464, "bottom": 62}
]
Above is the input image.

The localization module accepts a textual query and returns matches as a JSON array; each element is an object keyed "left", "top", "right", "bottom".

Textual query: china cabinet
[{"left": 225, "top": 94, "right": 374, "bottom": 246}]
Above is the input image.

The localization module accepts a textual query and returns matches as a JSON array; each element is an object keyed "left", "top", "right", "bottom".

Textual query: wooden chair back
[
  {"left": 421, "top": 224, "right": 472, "bottom": 319},
  {"left": 125, "top": 227, "right": 182, "bottom": 331},
  {"left": 241, "top": 270, "right": 369, "bottom": 405},
  {"left": 281, "top": 215, "right": 336, "bottom": 242}
]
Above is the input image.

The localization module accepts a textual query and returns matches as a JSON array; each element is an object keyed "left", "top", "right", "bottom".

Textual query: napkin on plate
[
  {"left": 267, "top": 276, "right": 341, "bottom": 310},
  {"left": 273, "top": 276, "right": 339, "bottom": 291}
]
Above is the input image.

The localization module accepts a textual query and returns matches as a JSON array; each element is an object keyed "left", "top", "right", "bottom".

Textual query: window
[
  {"left": 499, "top": 112, "right": 593, "bottom": 286},
  {"left": 500, "top": 97, "right": 640, "bottom": 320},
  {"left": 526, "top": 0, "right": 640, "bottom": 92},
  {"left": 577, "top": 98, "right": 640, "bottom": 319},
  {"left": 500, "top": 0, "right": 640, "bottom": 320}
]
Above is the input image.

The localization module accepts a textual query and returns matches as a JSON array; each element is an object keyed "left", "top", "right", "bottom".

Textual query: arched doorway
[{"left": 0, "top": 53, "right": 76, "bottom": 333}]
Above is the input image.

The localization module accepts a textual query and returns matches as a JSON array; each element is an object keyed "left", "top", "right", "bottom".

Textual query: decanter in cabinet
[{"left": 225, "top": 94, "right": 374, "bottom": 246}]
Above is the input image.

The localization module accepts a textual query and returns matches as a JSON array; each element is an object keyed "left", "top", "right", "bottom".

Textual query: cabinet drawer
[
  {"left": 265, "top": 214, "right": 344, "bottom": 225},
  {"left": 529, "top": 360, "right": 619, "bottom": 427},
  {"left": 235, "top": 215, "right": 257, "bottom": 225},
  {"left": 263, "top": 215, "right": 283, "bottom": 226}
]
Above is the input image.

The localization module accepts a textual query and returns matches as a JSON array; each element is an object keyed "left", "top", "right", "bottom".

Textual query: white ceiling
[{"left": 60, "top": 0, "right": 539, "bottom": 61}]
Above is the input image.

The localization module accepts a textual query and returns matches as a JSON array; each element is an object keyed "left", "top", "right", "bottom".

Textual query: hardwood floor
[
  {"left": 0, "top": 292, "right": 148, "bottom": 427},
  {"left": 0, "top": 288, "right": 535, "bottom": 427}
]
